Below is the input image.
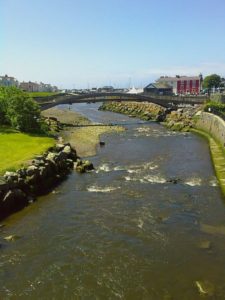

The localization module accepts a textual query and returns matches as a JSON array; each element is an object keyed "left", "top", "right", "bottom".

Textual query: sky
[{"left": 1, "top": 0, "right": 225, "bottom": 89}]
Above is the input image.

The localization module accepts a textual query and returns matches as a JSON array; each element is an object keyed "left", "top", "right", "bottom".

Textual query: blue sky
[{"left": 1, "top": 0, "right": 225, "bottom": 88}]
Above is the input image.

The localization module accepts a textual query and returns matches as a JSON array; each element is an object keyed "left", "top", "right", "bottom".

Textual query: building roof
[
  {"left": 0, "top": 74, "right": 16, "bottom": 80},
  {"left": 157, "top": 75, "right": 200, "bottom": 82},
  {"left": 145, "top": 82, "right": 172, "bottom": 89},
  {"left": 101, "top": 86, "right": 114, "bottom": 89}
]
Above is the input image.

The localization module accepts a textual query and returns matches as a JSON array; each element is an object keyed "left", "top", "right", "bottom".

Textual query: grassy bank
[
  {"left": 0, "top": 127, "right": 55, "bottom": 175},
  {"left": 41, "top": 107, "right": 90, "bottom": 126},
  {"left": 191, "top": 128, "right": 225, "bottom": 196},
  {"left": 25, "top": 92, "right": 60, "bottom": 98}
]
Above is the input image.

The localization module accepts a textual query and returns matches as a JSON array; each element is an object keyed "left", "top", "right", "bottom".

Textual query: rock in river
[
  {"left": 4, "top": 234, "right": 21, "bottom": 242},
  {"left": 195, "top": 280, "right": 215, "bottom": 297}
]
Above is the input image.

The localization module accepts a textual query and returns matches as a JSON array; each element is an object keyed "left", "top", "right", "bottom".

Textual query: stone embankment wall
[
  {"left": 100, "top": 101, "right": 167, "bottom": 121},
  {"left": 195, "top": 112, "right": 225, "bottom": 146},
  {"left": 194, "top": 112, "right": 225, "bottom": 196},
  {"left": 0, "top": 142, "right": 94, "bottom": 221},
  {"left": 0, "top": 143, "right": 77, "bottom": 221}
]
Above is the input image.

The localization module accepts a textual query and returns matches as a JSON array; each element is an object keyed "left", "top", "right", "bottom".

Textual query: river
[{"left": 1, "top": 103, "right": 225, "bottom": 299}]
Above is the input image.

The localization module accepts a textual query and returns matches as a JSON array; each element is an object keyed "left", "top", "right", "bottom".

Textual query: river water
[{"left": 1, "top": 103, "right": 225, "bottom": 299}]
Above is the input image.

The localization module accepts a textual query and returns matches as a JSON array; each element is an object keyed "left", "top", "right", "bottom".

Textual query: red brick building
[{"left": 157, "top": 74, "right": 203, "bottom": 95}]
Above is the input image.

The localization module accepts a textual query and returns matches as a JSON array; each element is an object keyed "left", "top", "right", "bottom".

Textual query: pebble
[
  {"left": 195, "top": 280, "right": 215, "bottom": 296},
  {"left": 198, "top": 240, "right": 212, "bottom": 250},
  {"left": 4, "top": 235, "right": 21, "bottom": 242}
]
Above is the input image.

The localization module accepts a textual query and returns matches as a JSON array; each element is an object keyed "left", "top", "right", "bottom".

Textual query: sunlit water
[{"left": 1, "top": 103, "right": 225, "bottom": 299}]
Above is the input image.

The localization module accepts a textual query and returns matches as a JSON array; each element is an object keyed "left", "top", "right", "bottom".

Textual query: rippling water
[{"left": 1, "top": 103, "right": 225, "bottom": 299}]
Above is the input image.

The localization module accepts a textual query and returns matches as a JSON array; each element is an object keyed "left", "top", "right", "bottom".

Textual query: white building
[{"left": 0, "top": 74, "right": 19, "bottom": 87}]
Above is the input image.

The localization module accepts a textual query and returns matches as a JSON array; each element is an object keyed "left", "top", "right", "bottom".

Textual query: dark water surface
[{"left": 1, "top": 103, "right": 225, "bottom": 299}]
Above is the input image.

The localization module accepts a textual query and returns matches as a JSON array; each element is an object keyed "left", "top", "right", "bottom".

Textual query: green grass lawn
[
  {"left": 26, "top": 92, "right": 60, "bottom": 98},
  {"left": 0, "top": 127, "right": 55, "bottom": 175}
]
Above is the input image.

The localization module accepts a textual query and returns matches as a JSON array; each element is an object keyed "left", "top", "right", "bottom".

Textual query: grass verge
[
  {"left": 0, "top": 127, "right": 55, "bottom": 175},
  {"left": 25, "top": 92, "right": 60, "bottom": 98},
  {"left": 191, "top": 128, "right": 225, "bottom": 196}
]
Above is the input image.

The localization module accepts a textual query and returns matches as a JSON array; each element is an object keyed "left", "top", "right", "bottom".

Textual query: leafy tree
[
  {"left": 203, "top": 74, "right": 221, "bottom": 89},
  {"left": 0, "top": 86, "right": 42, "bottom": 132},
  {"left": 220, "top": 78, "right": 225, "bottom": 88},
  {"left": 0, "top": 94, "right": 8, "bottom": 125}
]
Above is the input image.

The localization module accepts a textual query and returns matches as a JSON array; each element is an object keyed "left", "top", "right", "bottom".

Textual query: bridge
[{"left": 36, "top": 92, "right": 208, "bottom": 111}]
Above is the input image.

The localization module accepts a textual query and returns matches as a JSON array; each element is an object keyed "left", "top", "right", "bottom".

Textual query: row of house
[
  {"left": 0, "top": 74, "right": 19, "bottom": 87},
  {"left": 144, "top": 74, "right": 203, "bottom": 95},
  {"left": 0, "top": 74, "right": 58, "bottom": 92}
]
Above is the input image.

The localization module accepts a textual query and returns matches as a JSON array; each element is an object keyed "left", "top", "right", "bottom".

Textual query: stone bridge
[{"left": 36, "top": 92, "right": 208, "bottom": 111}]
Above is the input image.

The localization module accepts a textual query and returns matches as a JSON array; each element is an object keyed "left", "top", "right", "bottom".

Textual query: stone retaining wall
[
  {"left": 0, "top": 143, "right": 77, "bottom": 221},
  {"left": 99, "top": 101, "right": 167, "bottom": 121},
  {"left": 195, "top": 112, "right": 225, "bottom": 146}
]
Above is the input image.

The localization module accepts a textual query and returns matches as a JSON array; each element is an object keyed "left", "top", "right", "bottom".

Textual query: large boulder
[
  {"left": 4, "top": 171, "right": 19, "bottom": 183},
  {"left": 46, "top": 152, "right": 58, "bottom": 162},
  {"left": 0, "top": 189, "right": 28, "bottom": 216},
  {"left": 62, "top": 145, "right": 71, "bottom": 155},
  {"left": 55, "top": 143, "right": 65, "bottom": 152},
  {"left": 0, "top": 178, "right": 9, "bottom": 193},
  {"left": 26, "top": 165, "right": 39, "bottom": 177},
  {"left": 75, "top": 160, "right": 94, "bottom": 173}
]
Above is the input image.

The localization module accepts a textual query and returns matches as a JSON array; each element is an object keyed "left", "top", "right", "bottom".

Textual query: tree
[
  {"left": 203, "top": 74, "right": 221, "bottom": 89},
  {"left": 0, "top": 86, "right": 42, "bottom": 132},
  {"left": 0, "top": 92, "right": 9, "bottom": 125}
]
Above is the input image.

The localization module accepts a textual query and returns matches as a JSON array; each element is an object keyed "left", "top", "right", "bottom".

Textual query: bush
[
  {"left": 204, "top": 101, "right": 225, "bottom": 117},
  {"left": 0, "top": 87, "right": 43, "bottom": 133}
]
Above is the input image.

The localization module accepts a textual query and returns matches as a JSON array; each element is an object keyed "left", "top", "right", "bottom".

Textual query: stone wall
[
  {"left": 0, "top": 143, "right": 77, "bottom": 221},
  {"left": 99, "top": 101, "right": 167, "bottom": 121},
  {"left": 195, "top": 112, "right": 225, "bottom": 146}
]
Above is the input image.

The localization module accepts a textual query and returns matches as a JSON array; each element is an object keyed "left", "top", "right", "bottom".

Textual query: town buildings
[
  {"left": 156, "top": 74, "right": 203, "bottom": 95},
  {"left": 19, "top": 81, "right": 58, "bottom": 92},
  {"left": 98, "top": 86, "right": 114, "bottom": 93},
  {"left": 0, "top": 75, "right": 19, "bottom": 87},
  {"left": 19, "top": 81, "right": 40, "bottom": 92},
  {"left": 0, "top": 74, "right": 58, "bottom": 92}
]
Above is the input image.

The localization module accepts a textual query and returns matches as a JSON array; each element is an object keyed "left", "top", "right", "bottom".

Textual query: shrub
[
  {"left": 204, "top": 101, "right": 225, "bottom": 117},
  {"left": 0, "top": 86, "right": 43, "bottom": 133}
]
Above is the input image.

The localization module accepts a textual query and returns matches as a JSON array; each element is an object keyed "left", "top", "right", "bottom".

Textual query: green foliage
[
  {"left": 203, "top": 74, "right": 221, "bottom": 89},
  {"left": 25, "top": 92, "right": 60, "bottom": 98},
  {"left": 204, "top": 101, "right": 225, "bottom": 117},
  {"left": 0, "top": 88, "right": 9, "bottom": 125},
  {"left": 0, "top": 86, "right": 43, "bottom": 133}
]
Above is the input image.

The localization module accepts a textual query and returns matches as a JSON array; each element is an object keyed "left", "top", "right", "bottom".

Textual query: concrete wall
[{"left": 195, "top": 112, "right": 225, "bottom": 146}]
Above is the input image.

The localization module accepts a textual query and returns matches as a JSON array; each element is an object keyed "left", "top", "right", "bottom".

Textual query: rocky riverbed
[
  {"left": 100, "top": 101, "right": 202, "bottom": 131},
  {"left": 42, "top": 106, "right": 124, "bottom": 157},
  {"left": 100, "top": 101, "right": 167, "bottom": 121}
]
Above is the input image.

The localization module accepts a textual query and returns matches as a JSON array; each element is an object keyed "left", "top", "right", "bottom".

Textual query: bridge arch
[{"left": 38, "top": 92, "right": 207, "bottom": 111}]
